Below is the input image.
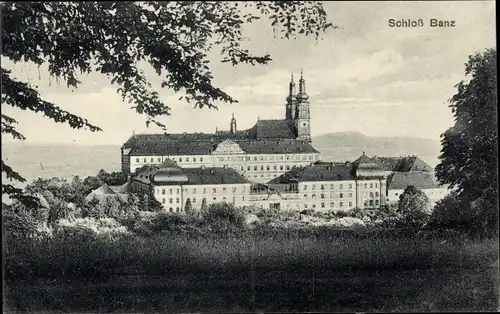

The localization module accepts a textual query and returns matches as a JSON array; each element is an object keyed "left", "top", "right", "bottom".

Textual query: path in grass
[{"left": 5, "top": 263, "right": 498, "bottom": 313}]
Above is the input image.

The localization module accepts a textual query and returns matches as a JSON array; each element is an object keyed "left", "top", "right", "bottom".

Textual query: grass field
[{"left": 4, "top": 228, "right": 499, "bottom": 312}]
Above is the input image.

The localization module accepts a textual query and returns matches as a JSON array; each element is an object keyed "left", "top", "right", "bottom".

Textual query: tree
[
  {"left": 201, "top": 198, "right": 208, "bottom": 211},
  {"left": 184, "top": 198, "right": 193, "bottom": 213},
  {"left": 396, "top": 186, "right": 432, "bottom": 229},
  {"left": 1, "top": 2, "right": 334, "bottom": 202},
  {"left": 435, "top": 48, "right": 498, "bottom": 237},
  {"left": 427, "top": 192, "right": 474, "bottom": 232}
]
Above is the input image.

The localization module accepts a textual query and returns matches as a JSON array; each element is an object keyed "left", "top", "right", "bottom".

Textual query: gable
[{"left": 212, "top": 139, "right": 245, "bottom": 155}]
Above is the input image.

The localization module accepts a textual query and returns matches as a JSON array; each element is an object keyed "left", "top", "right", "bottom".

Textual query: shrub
[
  {"left": 201, "top": 202, "right": 245, "bottom": 230},
  {"left": 300, "top": 208, "right": 315, "bottom": 216}
]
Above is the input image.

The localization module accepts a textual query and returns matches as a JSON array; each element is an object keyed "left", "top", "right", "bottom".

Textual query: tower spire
[{"left": 230, "top": 113, "right": 237, "bottom": 134}]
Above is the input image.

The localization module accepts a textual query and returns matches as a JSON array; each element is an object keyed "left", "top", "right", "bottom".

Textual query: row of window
[
  {"left": 302, "top": 199, "right": 381, "bottom": 209},
  {"left": 302, "top": 192, "right": 380, "bottom": 199},
  {"left": 157, "top": 186, "right": 247, "bottom": 195},
  {"left": 303, "top": 183, "right": 355, "bottom": 190},
  {"left": 161, "top": 196, "right": 244, "bottom": 206},
  {"left": 134, "top": 154, "right": 319, "bottom": 164}
]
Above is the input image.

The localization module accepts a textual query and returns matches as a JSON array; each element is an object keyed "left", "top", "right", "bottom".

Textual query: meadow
[{"left": 4, "top": 224, "right": 499, "bottom": 313}]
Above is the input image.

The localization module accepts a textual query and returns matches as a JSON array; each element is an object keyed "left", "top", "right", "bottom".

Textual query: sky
[{"left": 1, "top": 1, "right": 496, "bottom": 145}]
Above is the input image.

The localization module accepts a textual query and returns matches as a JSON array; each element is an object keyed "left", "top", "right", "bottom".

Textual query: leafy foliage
[
  {"left": 201, "top": 202, "right": 245, "bottom": 230},
  {"left": 1, "top": 2, "right": 334, "bottom": 201},
  {"left": 396, "top": 186, "right": 432, "bottom": 229},
  {"left": 435, "top": 48, "right": 498, "bottom": 237}
]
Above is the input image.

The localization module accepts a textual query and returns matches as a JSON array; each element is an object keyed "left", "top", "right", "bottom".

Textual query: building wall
[
  {"left": 297, "top": 180, "right": 357, "bottom": 212},
  {"left": 152, "top": 183, "right": 252, "bottom": 212},
  {"left": 387, "top": 187, "right": 449, "bottom": 206},
  {"left": 127, "top": 152, "right": 321, "bottom": 183}
]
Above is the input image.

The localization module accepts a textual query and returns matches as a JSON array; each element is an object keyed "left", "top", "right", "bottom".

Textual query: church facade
[{"left": 121, "top": 72, "right": 321, "bottom": 184}]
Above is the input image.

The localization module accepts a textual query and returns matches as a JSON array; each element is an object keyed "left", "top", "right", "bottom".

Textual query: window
[
  {"left": 280, "top": 156, "right": 284, "bottom": 160},
  {"left": 369, "top": 192, "right": 374, "bottom": 198},
  {"left": 312, "top": 185, "right": 316, "bottom": 190},
  {"left": 169, "top": 189, "right": 172, "bottom": 194},
  {"left": 340, "top": 193, "right": 344, "bottom": 198},
  {"left": 254, "top": 166, "right": 258, "bottom": 171},
  {"left": 375, "top": 192, "right": 379, "bottom": 197},
  {"left": 136, "top": 158, "right": 140, "bottom": 162},
  {"left": 158, "top": 158, "right": 161, "bottom": 162},
  {"left": 162, "top": 189, "right": 165, "bottom": 195},
  {"left": 193, "top": 188, "right": 197, "bottom": 194},
  {"left": 200, "top": 157, "right": 204, "bottom": 162},
  {"left": 143, "top": 158, "right": 147, "bottom": 162},
  {"left": 266, "top": 165, "right": 270, "bottom": 171},
  {"left": 260, "top": 166, "right": 264, "bottom": 171},
  {"left": 176, "top": 189, "right": 180, "bottom": 194},
  {"left": 286, "top": 166, "right": 290, "bottom": 170},
  {"left": 349, "top": 201, "right": 352, "bottom": 207},
  {"left": 321, "top": 184, "right": 325, "bottom": 190},
  {"left": 232, "top": 187, "right": 236, "bottom": 193},
  {"left": 375, "top": 200, "right": 379, "bottom": 206},
  {"left": 213, "top": 188, "right": 217, "bottom": 193},
  {"left": 312, "top": 204, "right": 316, "bottom": 208},
  {"left": 339, "top": 184, "right": 343, "bottom": 189},
  {"left": 369, "top": 200, "right": 374, "bottom": 206},
  {"left": 305, "top": 204, "right": 308, "bottom": 209},
  {"left": 150, "top": 158, "right": 154, "bottom": 162},
  {"left": 303, "top": 185, "right": 307, "bottom": 191},
  {"left": 176, "top": 198, "right": 180, "bottom": 204},
  {"left": 304, "top": 194, "right": 308, "bottom": 198},
  {"left": 308, "top": 155, "right": 313, "bottom": 160},
  {"left": 179, "top": 158, "right": 183, "bottom": 162},
  {"left": 330, "top": 202, "right": 335, "bottom": 207},
  {"left": 223, "top": 196, "right": 227, "bottom": 201},
  {"left": 223, "top": 187, "right": 227, "bottom": 192},
  {"left": 330, "top": 184, "right": 334, "bottom": 189},
  {"left": 203, "top": 188, "right": 206, "bottom": 193},
  {"left": 169, "top": 207, "right": 173, "bottom": 212},
  {"left": 321, "top": 194, "right": 325, "bottom": 199},
  {"left": 369, "top": 183, "right": 373, "bottom": 188},
  {"left": 254, "top": 157, "right": 257, "bottom": 161},
  {"left": 286, "top": 155, "right": 290, "bottom": 160},
  {"left": 232, "top": 196, "right": 236, "bottom": 203},
  {"left": 349, "top": 192, "right": 353, "bottom": 198},
  {"left": 340, "top": 202, "right": 343, "bottom": 207},
  {"left": 213, "top": 197, "right": 217, "bottom": 201},
  {"left": 247, "top": 166, "right": 251, "bottom": 171},
  {"left": 364, "top": 183, "right": 367, "bottom": 188},
  {"left": 280, "top": 165, "right": 284, "bottom": 170},
  {"left": 169, "top": 199, "right": 173, "bottom": 204},
  {"left": 242, "top": 196, "right": 245, "bottom": 201},
  {"left": 176, "top": 207, "right": 179, "bottom": 212},
  {"left": 193, "top": 157, "right": 197, "bottom": 162},
  {"left": 193, "top": 198, "right": 196, "bottom": 203},
  {"left": 312, "top": 194, "right": 316, "bottom": 199},
  {"left": 274, "top": 165, "right": 277, "bottom": 170},
  {"left": 186, "top": 157, "right": 189, "bottom": 162},
  {"left": 162, "top": 198, "right": 165, "bottom": 204},
  {"left": 321, "top": 202, "right": 325, "bottom": 208}
]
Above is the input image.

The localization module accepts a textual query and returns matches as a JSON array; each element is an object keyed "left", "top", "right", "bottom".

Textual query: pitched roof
[
  {"left": 253, "top": 119, "right": 297, "bottom": 139},
  {"left": 124, "top": 137, "right": 319, "bottom": 156},
  {"left": 268, "top": 163, "right": 356, "bottom": 184},
  {"left": 110, "top": 181, "right": 133, "bottom": 194},
  {"left": 133, "top": 163, "right": 250, "bottom": 186},
  {"left": 373, "top": 156, "right": 434, "bottom": 172},
  {"left": 372, "top": 157, "right": 402, "bottom": 171},
  {"left": 388, "top": 172, "right": 441, "bottom": 190},
  {"left": 352, "top": 153, "right": 384, "bottom": 170},
  {"left": 182, "top": 168, "right": 250, "bottom": 185}
]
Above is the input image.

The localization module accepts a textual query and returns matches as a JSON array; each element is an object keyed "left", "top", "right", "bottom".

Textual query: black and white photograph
[{"left": 2, "top": 1, "right": 498, "bottom": 312}]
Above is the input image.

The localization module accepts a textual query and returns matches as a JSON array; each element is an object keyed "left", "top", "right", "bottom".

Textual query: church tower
[
  {"left": 295, "top": 70, "right": 311, "bottom": 142},
  {"left": 230, "top": 113, "right": 237, "bottom": 134},
  {"left": 285, "top": 73, "right": 297, "bottom": 120}
]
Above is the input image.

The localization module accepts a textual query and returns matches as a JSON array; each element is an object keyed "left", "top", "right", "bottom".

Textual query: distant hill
[{"left": 312, "top": 132, "right": 442, "bottom": 167}]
